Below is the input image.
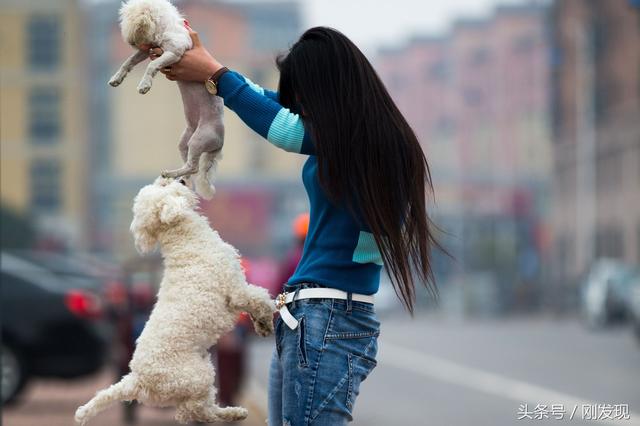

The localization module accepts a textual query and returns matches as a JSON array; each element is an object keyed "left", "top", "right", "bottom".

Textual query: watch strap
[{"left": 208, "top": 66, "right": 229, "bottom": 84}]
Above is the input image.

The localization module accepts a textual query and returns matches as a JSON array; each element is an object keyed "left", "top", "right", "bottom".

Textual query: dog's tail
[
  {"left": 194, "top": 151, "right": 222, "bottom": 200},
  {"left": 75, "top": 373, "right": 138, "bottom": 425}
]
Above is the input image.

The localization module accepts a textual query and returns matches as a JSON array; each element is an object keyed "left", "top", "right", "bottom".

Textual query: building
[
  {"left": 230, "top": 0, "right": 301, "bottom": 57},
  {"left": 549, "top": 0, "right": 640, "bottom": 299},
  {"left": 375, "top": 3, "right": 551, "bottom": 311},
  {"left": 84, "top": 0, "right": 120, "bottom": 252},
  {"left": 229, "top": 0, "right": 304, "bottom": 174},
  {"left": 0, "top": 0, "right": 89, "bottom": 248}
]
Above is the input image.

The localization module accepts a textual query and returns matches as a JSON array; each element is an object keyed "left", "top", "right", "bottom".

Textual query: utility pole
[{"left": 573, "top": 17, "right": 597, "bottom": 280}]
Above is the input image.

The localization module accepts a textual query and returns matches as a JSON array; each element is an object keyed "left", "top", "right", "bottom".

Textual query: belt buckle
[{"left": 275, "top": 292, "right": 287, "bottom": 310}]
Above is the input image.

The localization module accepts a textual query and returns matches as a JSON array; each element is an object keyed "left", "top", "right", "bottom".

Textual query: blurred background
[{"left": 1, "top": 0, "right": 639, "bottom": 424}]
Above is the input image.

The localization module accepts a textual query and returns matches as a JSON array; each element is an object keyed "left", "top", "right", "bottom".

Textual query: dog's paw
[
  {"left": 137, "top": 78, "right": 152, "bottom": 94},
  {"left": 217, "top": 406, "right": 248, "bottom": 422},
  {"left": 74, "top": 405, "right": 89, "bottom": 425},
  {"left": 253, "top": 317, "right": 275, "bottom": 337},
  {"left": 161, "top": 169, "right": 179, "bottom": 179},
  {"left": 108, "top": 74, "right": 123, "bottom": 87}
]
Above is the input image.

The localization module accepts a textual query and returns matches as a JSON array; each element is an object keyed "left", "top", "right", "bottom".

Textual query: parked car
[
  {"left": 580, "top": 259, "right": 639, "bottom": 328},
  {"left": 1, "top": 252, "right": 111, "bottom": 404},
  {"left": 5, "top": 249, "right": 124, "bottom": 296}
]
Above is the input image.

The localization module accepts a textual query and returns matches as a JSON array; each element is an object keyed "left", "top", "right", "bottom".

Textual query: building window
[
  {"left": 427, "top": 61, "right": 449, "bottom": 82},
  {"left": 556, "top": 235, "right": 574, "bottom": 280},
  {"left": 435, "top": 115, "right": 456, "bottom": 137},
  {"left": 513, "top": 34, "right": 536, "bottom": 54},
  {"left": 29, "top": 87, "right": 60, "bottom": 143},
  {"left": 389, "top": 72, "right": 405, "bottom": 92},
  {"left": 28, "top": 15, "right": 61, "bottom": 70},
  {"left": 463, "top": 87, "right": 484, "bottom": 107},
  {"left": 596, "top": 152, "right": 622, "bottom": 191},
  {"left": 470, "top": 47, "right": 490, "bottom": 65},
  {"left": 30, "top": 159, "right": 62, "bottom": 213},
  {"left": 595, "top": 226, "right": 624, "bottom": 259}
]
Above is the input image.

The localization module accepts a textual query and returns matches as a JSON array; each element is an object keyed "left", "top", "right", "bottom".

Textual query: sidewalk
[{"left": 2, "top": 368, "right": 266, "bottom": 426}]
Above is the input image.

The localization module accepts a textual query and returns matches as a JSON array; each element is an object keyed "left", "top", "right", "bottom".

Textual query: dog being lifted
[
  {"left": 109, "top": 0, "right": 222, "bottom": 199},
  {"left": 75, "top": 177, "right": 276, "bottom": 425}
]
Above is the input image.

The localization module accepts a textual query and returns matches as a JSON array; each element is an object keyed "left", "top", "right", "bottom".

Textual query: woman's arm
[
  {"left": 217, "top": 70, "right": 315, "bottom": 155},
  {"left": 155, "top": 25, "right": 314, "bottom": 155},
  {"left": 239, "top": 73, "right": 279, "bottom": 103}
]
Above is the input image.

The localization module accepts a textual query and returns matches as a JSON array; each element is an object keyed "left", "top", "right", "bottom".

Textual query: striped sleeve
[
  {"left": 217, "top": 70, "right": 315, "bottom": 155},
  {"left": 239, "top": 72, "right": 279, "bottom": 102}
]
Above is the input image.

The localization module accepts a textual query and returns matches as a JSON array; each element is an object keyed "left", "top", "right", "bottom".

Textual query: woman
[{"left": 153, "top": 23, "right": 439, "bottom": 426}]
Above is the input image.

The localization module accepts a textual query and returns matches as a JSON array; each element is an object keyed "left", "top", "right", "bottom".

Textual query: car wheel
[{"left": 2, "top": 343, "right": 27, "bottom": 405}]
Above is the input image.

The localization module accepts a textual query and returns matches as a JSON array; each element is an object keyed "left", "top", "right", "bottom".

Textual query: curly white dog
[
  {"left": 75, "top": 177, "right": 275, "bottom": 425},
  {"left": 109, "top": 0, "right": 223, "bottom": 199}
]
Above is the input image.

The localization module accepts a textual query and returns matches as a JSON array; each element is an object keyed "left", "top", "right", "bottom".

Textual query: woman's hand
[{"left": 150, "top": 23, "right": 224, "bottom": 82}]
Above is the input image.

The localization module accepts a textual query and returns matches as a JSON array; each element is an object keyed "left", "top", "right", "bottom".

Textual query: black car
[{"left": 1, "top": 252, "right": 111, "bottom": 404}]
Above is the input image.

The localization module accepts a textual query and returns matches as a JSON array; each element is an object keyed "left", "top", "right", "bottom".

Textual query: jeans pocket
[
  {"left": 309, "top": 334, "right": 378, "bottom": 423},
  {"left": 325, "top": 306, "right": 380, "bottom": 340},
  {"left": 346, "top": 351, "right": 377, "bottom": 411},
  {"left": 297, "top": 315, "right": 308, "bottom": 367},
  {"left": 275, "top": 315, "right": 284, "bottom": 358}
]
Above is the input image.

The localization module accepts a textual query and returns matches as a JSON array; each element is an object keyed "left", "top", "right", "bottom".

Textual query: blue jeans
[{"left": 268, "top": 283, "right": 380, "bottom": 426}]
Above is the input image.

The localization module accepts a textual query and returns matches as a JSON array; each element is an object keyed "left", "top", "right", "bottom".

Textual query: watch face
[{"left": 205, "top": 79, "right": 217, "bottom": 95}]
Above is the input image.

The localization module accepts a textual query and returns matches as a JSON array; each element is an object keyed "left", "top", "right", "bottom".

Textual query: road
[
  {"left": 4, "top": 313, "right": 637, "bottom": 426},
  {"left": 248, "top": 312, "right": 640, "bottom": 426},
  {"left": 2, "top": 368, "right": 267, "bottom": 426}
]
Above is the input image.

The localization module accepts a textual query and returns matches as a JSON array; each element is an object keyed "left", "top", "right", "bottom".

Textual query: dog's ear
[
  {"left": 159, "top": 194, "right": 189, "bottom": 224},
  {"left": 130, "top": 210, "right": 159, "bottom": 254},
  {"left": 132, "top": 225, "right": 158, "bottom": 254}
]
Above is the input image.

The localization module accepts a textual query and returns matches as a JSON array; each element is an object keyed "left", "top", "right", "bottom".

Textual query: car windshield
[{"left": 1, "top": 252, "right": 101, "bottom": 292}]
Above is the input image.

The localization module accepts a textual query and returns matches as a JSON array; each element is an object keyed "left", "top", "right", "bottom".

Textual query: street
[
  {"left": 249, "top": 312, "right": 640, "bottom": 426},
  {"left": 2, "top": 369, "right": 267, "bottom": 426},
  {"left": 3, "top": 313, "right": 639, "bottom": 426}
]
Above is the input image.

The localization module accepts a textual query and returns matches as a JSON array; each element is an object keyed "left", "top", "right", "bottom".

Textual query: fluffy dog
[
  {"left": 74, "top": 177, "right": 275, "bottom": 425},
  {"left": 109, "top": 0, "right": 223, "bottom": 199}
]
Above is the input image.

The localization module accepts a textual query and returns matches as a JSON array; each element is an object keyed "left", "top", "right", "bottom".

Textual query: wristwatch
[{"left": 205, "top": 66, "right": 229, "bottom": 95}]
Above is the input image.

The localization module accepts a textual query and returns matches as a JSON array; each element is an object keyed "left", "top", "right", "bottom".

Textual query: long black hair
[{"left": 277, "top": 27, "right": 439, "bottom": 313}]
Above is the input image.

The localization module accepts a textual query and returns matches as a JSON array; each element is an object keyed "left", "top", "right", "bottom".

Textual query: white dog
[
  {"left": 109, "top": 0, "right": 223, "bottom": 199},
  {"left": 75, "top": 177, "right": 275, "bottom": 425}
]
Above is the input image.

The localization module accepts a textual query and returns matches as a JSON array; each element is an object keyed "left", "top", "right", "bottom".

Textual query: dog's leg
[
  {"left": 229, "top": 284, "right": 276, "bottom": 337},
  {"left": 193, "top": 149, "right": 221, "bottom": 199},
  {"left": 171, "top": 126, "right": 196, "bottom": 189},
  {"left": 176, "top": 387, "right": 248, "bottom": 424},
  {"left": 193, "top": 117, "right": 224, "bottom": 199},
  {"left": 75, "top": 373, "right": 138, "bottom": 425},
  {"left": 137, "top": 51, "right": 179, "bottom": 94},
  {"left": 203, "top": 386, "right": 248, "bottom": 422},
  {"left": 178, "top": 127, "right": 194, "bottom": 163},
  {"left": 161, "top": 143, "right": 201, "bottom": 179},
  {"left": 210, "top": 405, "right": 249, "bottom": 422},
  {"left": 108, "top": 50, "right": 148, "bottom": 87},
  {"left": 161, "top": 122, "right": 215, "bottom": 179}
]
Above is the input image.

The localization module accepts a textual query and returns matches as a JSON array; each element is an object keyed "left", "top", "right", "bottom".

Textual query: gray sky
[
  {"left": 302, "top": 0, "right": 525, "bottom": 52},
  {"left": 88, "top": 0, "right": 527, "bottom": 52}
]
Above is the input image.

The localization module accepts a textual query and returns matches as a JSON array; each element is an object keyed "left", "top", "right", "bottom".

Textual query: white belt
[{"left": 275, "top": 288, "right": 375, "bottom": 330}]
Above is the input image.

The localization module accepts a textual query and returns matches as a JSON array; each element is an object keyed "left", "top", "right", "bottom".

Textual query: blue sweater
[{"left": 217, "top": 70, "right": 383, "bottom": 295}]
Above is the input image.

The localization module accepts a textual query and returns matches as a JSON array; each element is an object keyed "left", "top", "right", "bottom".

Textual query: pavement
[
  {"left": 249, "top": 311, "right": 640, "bottom": 426},
  {"left": 4, "top": 312, "right": 639, "bottom": 426},
  {"left": 2, "top": 368, "right": 267, "bottom": 426}
]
